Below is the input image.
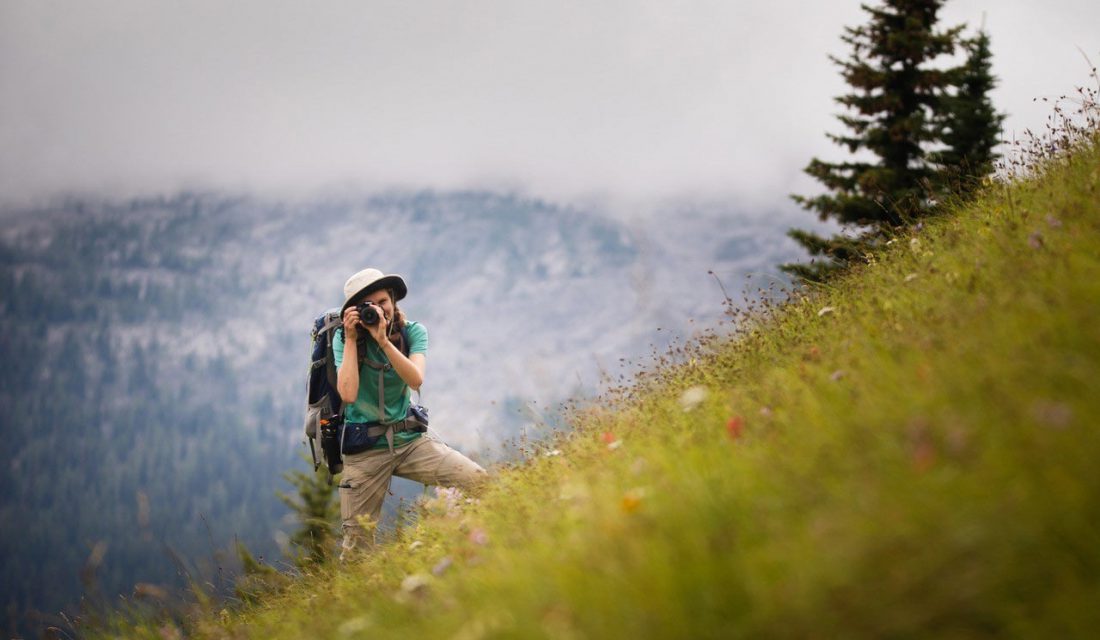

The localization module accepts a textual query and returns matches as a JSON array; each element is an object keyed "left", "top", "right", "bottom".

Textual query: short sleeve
[
  {"left": 406, "top": 322, "right": 428, "bottom": 355},
  {"left": 332, "top": 327, "right": 345, "bottom": 368}
]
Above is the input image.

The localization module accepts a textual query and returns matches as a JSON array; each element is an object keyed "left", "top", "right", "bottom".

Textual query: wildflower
[
  {"left": 621, "top": 488, "right": 647, "bottom": 513},
  {"left": 469, "top": 528, "right": 489, "bottom": 546},
  {"left": 544, "top": 449, "right": 562, "bottom": 457},
  {"left": 907, "top": 419, "right": 936, "bottom": 472},
  {"left": 830, "top": 369, "right": 846, "bottom": 381},
  {"left": 916, "top": 362, "right": 932, "bottom": 382},
  {"left": 904, "top": 273, "right": 919, "bottom": 283},
  {"left": 946, "top": 426, "right": 970, "bottom": 456},
  {"left": 338, "top": 616, "right": 372, "bottom": 636},
  {"left": 817, "top": 306, "right": 835, "bottom": 317},
  {"left": 725, "top": 416, "right": 744, "bottom": 440},
  {"left": 558, "top": 481, "right": 589, "bottom": 502},
  {"left": 1031, "top": 400, "right": 1073, "bottom": 429},
  {"left": 600, "top": 432, "right": 622, "bottom": 450},
  {"left": 679, "top": 385, "right": 708, "bottom": 411},
  {"left": 429, "top": 487, "right": 465, "bottom": 517},
  {"left": 400, "top": 574, "right": 430, "bottom": 595},
  {"left": 407, "top": 540, "right": 424, "bottom": 552},
  {"left": 912, "top": 441, "right": 937, "bottom": 472},
  {"left": 432, "top": 557, "right": 453, "bottom": 576}
]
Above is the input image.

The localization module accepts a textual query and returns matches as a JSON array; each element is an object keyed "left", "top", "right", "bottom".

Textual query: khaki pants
[{"left": 339, "top": 433, "right": 486, "bottom": 558}]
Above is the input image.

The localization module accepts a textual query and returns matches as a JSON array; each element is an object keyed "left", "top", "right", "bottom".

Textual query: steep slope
[{"left": 144, "top": 138, "right": 1100, "bottom": 638}]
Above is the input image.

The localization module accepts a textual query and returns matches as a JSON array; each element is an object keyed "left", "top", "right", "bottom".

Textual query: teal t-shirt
[{"left": 333, "top": 321, "right": 428, "bottom": 449}]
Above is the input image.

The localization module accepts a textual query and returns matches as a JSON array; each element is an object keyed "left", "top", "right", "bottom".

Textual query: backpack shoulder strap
[
  {"left": 399, "top": 324, "right": 411, "bottom": 358},
  {"left": 320, "top": 310, "right": 343, "bottom": 334},
  {"left": 358, "top": 324, "right": 414, "bottom": 422}
]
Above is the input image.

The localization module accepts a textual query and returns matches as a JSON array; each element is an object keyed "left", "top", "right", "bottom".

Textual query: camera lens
[{"left": 357, "top": 303, "right": 381, "bottom": 326}]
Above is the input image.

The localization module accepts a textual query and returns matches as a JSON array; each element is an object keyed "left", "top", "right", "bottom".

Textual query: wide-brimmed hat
[{"left": 341, "top": 268, "right": 408, "bottom": 312}]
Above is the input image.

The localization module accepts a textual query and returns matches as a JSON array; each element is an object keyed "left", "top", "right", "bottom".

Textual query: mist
[{"left": 2, "top": 0, "right": 1098, "bottom": 209}]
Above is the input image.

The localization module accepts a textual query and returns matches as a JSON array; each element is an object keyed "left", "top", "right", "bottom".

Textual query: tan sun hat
[{"left": 341, "top": 268, "right": 408, "bottom": 312}]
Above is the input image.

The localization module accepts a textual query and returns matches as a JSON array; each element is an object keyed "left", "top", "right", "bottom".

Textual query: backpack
[{"left": 303, "top": 308, "right": 411, "bottom": 476}]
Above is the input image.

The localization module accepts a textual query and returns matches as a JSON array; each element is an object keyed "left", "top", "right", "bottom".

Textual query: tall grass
[{"left": 95, "top": 128, "right": 1100, "bottom": 638}]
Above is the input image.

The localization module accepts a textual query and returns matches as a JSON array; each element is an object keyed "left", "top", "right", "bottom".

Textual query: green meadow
[{"left": 104, "top": 133, "right": 1100, "bottom": 638}]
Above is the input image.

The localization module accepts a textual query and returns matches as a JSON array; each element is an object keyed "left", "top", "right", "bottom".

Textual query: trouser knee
[
  {"left": 448, "top": 459, "right": 489, "bottom": 494},
  {"left": 340, "top": 516, "right": 377, "bottom": 560}
]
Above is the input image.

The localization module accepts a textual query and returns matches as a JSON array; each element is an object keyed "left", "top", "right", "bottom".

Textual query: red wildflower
[{"left": 726, "top": 416, "right": 744, "bottom": 440}]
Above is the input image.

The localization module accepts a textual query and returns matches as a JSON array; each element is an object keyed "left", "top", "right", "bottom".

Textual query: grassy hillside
[{"left": 102, "top": 134, "right": 1099, "bottom": 638}]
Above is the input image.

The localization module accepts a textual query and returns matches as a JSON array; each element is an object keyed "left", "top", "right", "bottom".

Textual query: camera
[{"left": 356, "top": 302, "right": 381, "bottom": 326}]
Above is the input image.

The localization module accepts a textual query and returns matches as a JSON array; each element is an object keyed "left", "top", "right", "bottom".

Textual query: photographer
[{"left": 334, "top": 268, "right": 486, "bottom": 557}]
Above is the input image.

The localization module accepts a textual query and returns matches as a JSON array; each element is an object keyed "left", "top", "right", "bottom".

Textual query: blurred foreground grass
[{"left": 106, "top": 137, "right": 1100, "bottom": 638}]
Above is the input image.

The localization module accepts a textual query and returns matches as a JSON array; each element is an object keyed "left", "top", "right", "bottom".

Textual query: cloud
[{"left": 1, "top": 1, "right": 1098, "bottom": 208}]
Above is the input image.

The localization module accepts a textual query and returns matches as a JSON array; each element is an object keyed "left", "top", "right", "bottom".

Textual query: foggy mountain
[{"left": 0, "top": 189, "right": 814, "bottom": 633}]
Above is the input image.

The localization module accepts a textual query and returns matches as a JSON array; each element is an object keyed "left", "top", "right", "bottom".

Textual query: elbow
[
  {"left": 338, "top": 386, "right": 357, "bottom": 404},
  {"left": 336, "top": 376, "right": 357, "bottom": 404}
]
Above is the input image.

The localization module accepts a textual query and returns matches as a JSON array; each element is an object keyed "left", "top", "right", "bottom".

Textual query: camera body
[{"left": 356, "top": 302, "right": 382, "bottom": 326}]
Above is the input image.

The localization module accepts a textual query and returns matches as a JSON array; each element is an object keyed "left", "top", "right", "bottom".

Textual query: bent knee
[{"left": 439, "top": 452, "right": 487, "bottom": 490}]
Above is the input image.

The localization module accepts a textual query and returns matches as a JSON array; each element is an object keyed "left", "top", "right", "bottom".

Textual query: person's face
[{"left": 363, "top": 289, "right": 394, "bottom": 323}]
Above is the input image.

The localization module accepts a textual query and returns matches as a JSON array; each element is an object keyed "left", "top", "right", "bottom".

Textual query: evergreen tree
[
  {"left": 278, "top": 461, "right": 340, "bottom": 566},
  {"left": 931, "top": 28, "right": 1006, "bottom": 194},
  {"left": 781, "top": 230, "right": 873, "bottom": 282},
  {"left": 783, "top": 0, "right": 964, "bottom": 281}
]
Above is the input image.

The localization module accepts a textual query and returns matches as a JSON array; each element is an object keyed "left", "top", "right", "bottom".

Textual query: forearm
[{"left": 337, "top": 340, "right": 360, "bottom": 403}]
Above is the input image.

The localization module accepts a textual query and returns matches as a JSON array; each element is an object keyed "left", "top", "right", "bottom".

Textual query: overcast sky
[{"left": 1, "top": 1, "right": 1098, "bottom": 211}]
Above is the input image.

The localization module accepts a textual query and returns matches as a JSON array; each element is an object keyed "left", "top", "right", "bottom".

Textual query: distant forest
[{"left": 0, "top": 194, "right": 300, "bottom": 635}]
